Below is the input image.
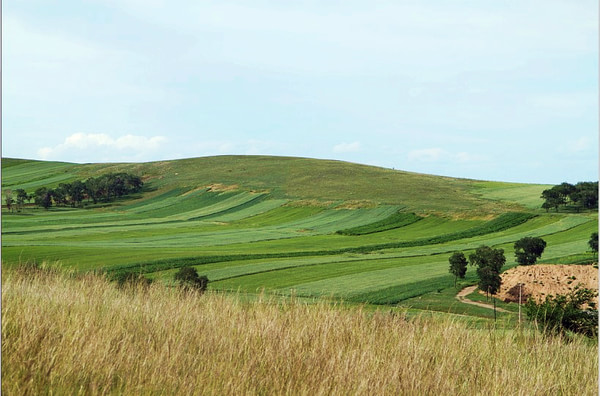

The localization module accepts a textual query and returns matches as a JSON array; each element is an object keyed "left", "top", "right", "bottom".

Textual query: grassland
[
  {"left": 2, "top": 268, "right": 597, "bottom": 395},
  {"left": 2, "top": 156, "right": 597, "bottom": 321}
]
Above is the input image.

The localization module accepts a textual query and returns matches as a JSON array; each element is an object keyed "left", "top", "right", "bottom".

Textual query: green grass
[
  {"left": 336, "top": 211, "right": 422, "bottom": 235},
  {"left": 472, "top": 181, "right": 551, "bottom": 210},
  {"left": 2, "top": 155, "right": 597, "bottom": 321}
]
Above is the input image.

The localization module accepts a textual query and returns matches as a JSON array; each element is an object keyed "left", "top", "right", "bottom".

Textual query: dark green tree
[
  {"left": 54, "top": 184, "right": 69, "bottom": 206},
  {"left": 589, "top": 232, "right": 598, "bottom": 258},
  {"left": 85, "top": 177, "right": 100, "bottom": 204},
  {"left": 575, "top": 182, "right": 599, "bottom": 210},
  {"left": 514, "top": 237, "right": 547, "bottom": 266},
  {"left": 476, "top": 266, "right": 502, "bottom": 296},
  {"left": 469, "top": 245, "right": 505, "bottom": 300},
  {"left": 448, "top": 252, "right": 468, "bottom": 288},
  {"left": 15, "top": 189, "right": 29, "bottom": 212},
  {"left": 34, "top": 187, "right": 53, "bottom": 209},
  {"left": 68, "top": 180, "right": 86, "bottom": 207},
  {"left": 468, "top": 245, "right": 505, "bottom": 273},
  {"left": 174, "top": 266, "right": 208, "bottom": 292},
  {"left": 555, "top": 182, "right": 576, "bottom": 202},
  {"left": 541, "top": 188, "right": 564, "bottom": 212}
]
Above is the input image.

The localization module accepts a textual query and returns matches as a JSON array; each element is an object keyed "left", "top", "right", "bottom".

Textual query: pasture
[{"left": 2, "top": 156, "right": 597, "bottom": 320}]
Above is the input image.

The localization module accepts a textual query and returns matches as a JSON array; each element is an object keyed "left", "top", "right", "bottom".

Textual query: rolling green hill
[{"left": 2, "top": 156, "right": 596, "bottom": 319}]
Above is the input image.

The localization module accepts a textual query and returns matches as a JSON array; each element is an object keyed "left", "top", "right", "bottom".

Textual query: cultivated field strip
[
  {"left": 2, "top": 157, "right": 597, "bottom": 311},
  {"left": 2, "top": 191, "right": 271, "bottom": 234},
  {"left": 1, "top": 160, "right": 77, "bottom": 189}
]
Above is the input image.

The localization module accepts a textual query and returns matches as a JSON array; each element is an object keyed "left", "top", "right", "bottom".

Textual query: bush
[
  {"left": 526, "top": 287, "right": 598, "bottom": 338},
  {"left": 174, "top": 266, "right": 208, "bottom": 292},
  {"left": 113, "top": 271, "right": 153, "bottom": 289}
]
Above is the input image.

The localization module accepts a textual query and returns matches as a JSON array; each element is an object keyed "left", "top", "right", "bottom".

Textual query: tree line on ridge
[
  {"left": 541, "top": 181, "right": 598, "bottom": 212},
  {"left": 4, "top": 172, "right": 143, "bottom": 211}
]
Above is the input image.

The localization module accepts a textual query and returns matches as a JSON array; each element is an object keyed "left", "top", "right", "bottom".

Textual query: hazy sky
[{"left": 2, "top": 1, "right": 598, "bottom": 184}]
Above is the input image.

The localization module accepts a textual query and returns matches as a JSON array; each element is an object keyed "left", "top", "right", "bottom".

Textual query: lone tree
[
  {"left": 514, "top": 237, "right": 547, "bottom": 266},
  {"left": 469, "top": 245, "right": 505, "bottom": 298},
  {"left": 448, "top": 252, "right": 468, "bottom": 288},
  {"left": 174, "top": 266, "right": 208, "bottom": 292}
]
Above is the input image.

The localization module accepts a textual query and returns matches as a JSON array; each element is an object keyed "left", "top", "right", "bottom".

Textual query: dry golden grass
[{"left": 2, "top": 267, "right": 597, "bottom": 395}]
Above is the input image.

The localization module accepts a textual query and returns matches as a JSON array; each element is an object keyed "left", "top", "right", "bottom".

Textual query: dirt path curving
[{"left": 455, "top": 285, "right": 509, "bottom": 313}]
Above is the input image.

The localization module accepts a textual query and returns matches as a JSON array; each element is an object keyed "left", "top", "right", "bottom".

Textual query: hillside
[
  {"left": 1, "top": 155, "right": 596, "bottom": 319},
  {"left": 1, "top": 155, "right": 546, "bottom": 215}
]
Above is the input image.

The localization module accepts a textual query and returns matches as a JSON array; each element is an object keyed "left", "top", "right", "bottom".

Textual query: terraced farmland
[{"left": 2, "top": 156, "right": 597, "bottom": 319}]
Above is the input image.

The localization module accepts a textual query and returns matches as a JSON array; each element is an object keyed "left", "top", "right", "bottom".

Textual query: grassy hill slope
[
  {"left": 1, "top": 155, "right": 545, "bottom": 215},
  {"left": 2, "top": 155, "right": 596, "bottom": 319}
]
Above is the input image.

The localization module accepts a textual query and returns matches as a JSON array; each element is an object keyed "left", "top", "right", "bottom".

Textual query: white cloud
[
  {"left": 408, "top": 148, "right": 447, "bottom": 162},
  {"left": 333, "top": 142, "right": 361, "bottom": 153},
  {"left": 455, "top": 152, "right": 487, "bottom": 163},
  {"left": 37, "top": 133, "right": 167, "bottom": 162}
]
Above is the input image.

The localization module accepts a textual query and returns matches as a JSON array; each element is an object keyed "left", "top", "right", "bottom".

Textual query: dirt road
[{"left": 455, "top": 285, "right": 509, "bottom": 313}]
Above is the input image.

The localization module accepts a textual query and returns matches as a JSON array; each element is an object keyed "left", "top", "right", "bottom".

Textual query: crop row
[
  {"left": 335, "top": 212, "right": 422, "bottom": 235},
  {"left": 106, "top": 212, "right": 536, "bottom": 277}
]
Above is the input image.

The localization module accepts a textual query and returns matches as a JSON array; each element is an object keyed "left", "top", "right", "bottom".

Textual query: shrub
[
  {"left": 526, "top": 287, "right": 598, "bottom": 338},
  {"left": 174, "top": 266, "right": 208, "bottom": 292},
  {"left": 113, "top": 271, "right": 153, "bottom": 289}
]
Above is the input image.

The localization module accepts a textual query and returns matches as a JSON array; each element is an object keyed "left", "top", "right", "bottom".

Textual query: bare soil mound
[{"left": 497, "top": 264, "right": 598, "bottom": 305}]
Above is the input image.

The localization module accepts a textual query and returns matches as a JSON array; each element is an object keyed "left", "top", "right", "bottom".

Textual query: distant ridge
[{"left": 1, "top": 155, "right": 547, "bottom": 215}]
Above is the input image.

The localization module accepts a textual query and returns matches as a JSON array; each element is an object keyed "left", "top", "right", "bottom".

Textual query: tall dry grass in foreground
[{"left": 2, "top": 267, "right": 597, "bottom": 395}]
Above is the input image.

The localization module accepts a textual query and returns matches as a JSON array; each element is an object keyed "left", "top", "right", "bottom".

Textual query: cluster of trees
[
  {"left": 449, "top": 236, "right": 547, "bottom": 291},
  {"left": 448, "top": 245, "right": 505, "bottom": 321},
  {"left": 541, "top": 182, "right": 598, "bottom": 212},
  {"left": 450, "top": 234, "right": 598, "bottom": 335},
  {"left": 3, "top": 189, "right": 30, "bottom": 213},
  {"left": 5, "top": 173, "right": 143, "bottom": 211}
]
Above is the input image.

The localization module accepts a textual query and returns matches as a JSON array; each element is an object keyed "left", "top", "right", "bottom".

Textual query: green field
[{"left": 2, "top": 156, "right": 597, "bottom": 319}]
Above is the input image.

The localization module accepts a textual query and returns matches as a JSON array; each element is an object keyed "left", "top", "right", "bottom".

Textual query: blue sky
[{"left": 2, "top": 1, "right": 598, "bottom": 184}]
